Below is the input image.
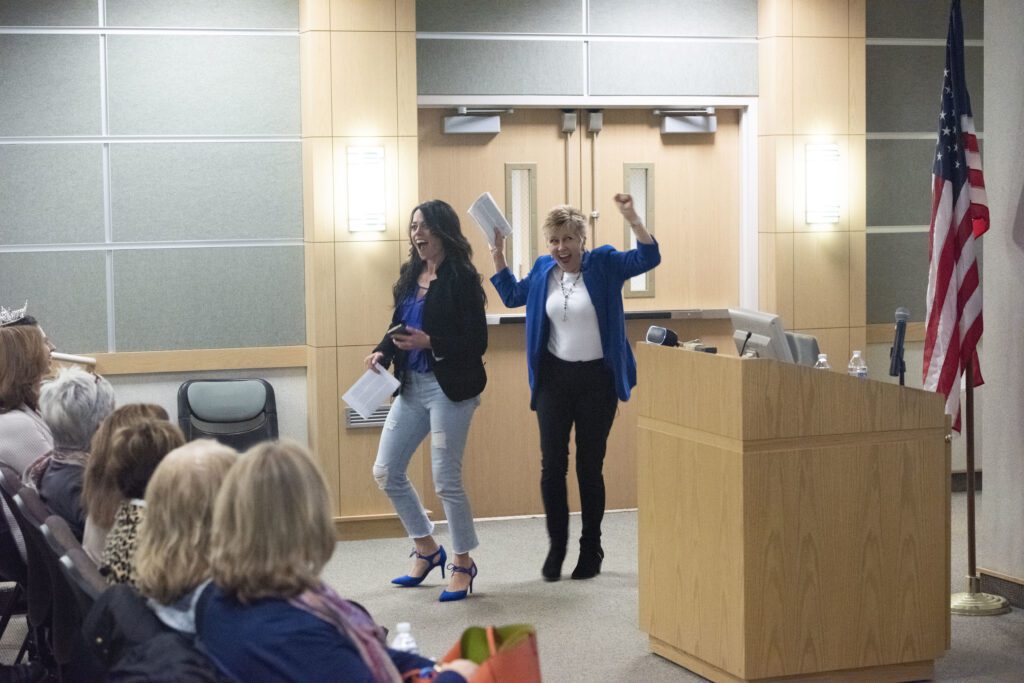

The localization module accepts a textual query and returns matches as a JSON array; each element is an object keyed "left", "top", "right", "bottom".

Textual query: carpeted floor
[
  {"left": 2, "top": 492, "right": 1021, "bottom": 681},
  {"left": 321, "top": 491, "right": 1023, "bottom": 682}
]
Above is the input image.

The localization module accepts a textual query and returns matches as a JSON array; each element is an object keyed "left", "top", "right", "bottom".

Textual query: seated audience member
[
  {"left": 135, "top": 439, "right": 237, "bottom": 633},
  {"left": 82, "top": 403, "right": 168, "bottom": 563},
  {"left": 0, "top": 321, "right": 54, "bottom": 560},
  {"left": 101, "top": 418, "right": 184, "bottom": 585},
  {"left": 25, "top": 365, "right": 116, "bottom": 538},
  {"left": 197, "top": 440, "right": 477, "bottom": 683}
]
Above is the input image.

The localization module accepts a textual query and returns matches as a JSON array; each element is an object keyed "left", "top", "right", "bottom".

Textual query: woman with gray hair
[{"left": 25, "top": 365, "right": 116, "bottom": 539}]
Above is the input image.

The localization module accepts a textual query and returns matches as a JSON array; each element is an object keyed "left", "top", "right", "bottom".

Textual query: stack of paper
[
  {"left": 468, "top": 191, "right": 513, "bottom": 248},
  {"left": 342, "top": 365, "right": 400, "bottom": 420}
]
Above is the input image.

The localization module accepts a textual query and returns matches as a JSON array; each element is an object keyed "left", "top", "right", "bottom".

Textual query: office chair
[{"left": 177, "top": 378, "right": 279, "bottom": 451}]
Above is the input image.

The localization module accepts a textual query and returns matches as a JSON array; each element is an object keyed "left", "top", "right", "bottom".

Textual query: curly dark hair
[{"left": 392, "top": 199, "right": 485, "bottom": 305}]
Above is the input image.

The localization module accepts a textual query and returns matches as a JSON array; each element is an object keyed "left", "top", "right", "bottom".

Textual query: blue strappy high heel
[
  {"left": 391, "top": 546, "right": 447, "bottom": 587},
  {"left": 438, "top": 562, "right": 477, "bottom": 602}
]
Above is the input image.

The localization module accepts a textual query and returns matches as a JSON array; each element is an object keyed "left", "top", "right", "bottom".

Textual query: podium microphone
[
  {"left": 645, "top": 325, "right": 679, "bottom": 347},
  {"left": 889, "top": 307, "right": 909, "bottom": 385}
]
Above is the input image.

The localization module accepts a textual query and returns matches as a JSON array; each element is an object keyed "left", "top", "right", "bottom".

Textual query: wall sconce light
[
  {"left": 347, "top": 146, "right": 387, "bottom": 232},
  {"left": 805, "top": 143, "right": 841, "bottom": 224}
]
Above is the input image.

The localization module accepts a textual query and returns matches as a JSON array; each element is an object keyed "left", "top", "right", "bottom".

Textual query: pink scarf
[{"left": 289, "top": 583, "right": 401, "bottom": 683}]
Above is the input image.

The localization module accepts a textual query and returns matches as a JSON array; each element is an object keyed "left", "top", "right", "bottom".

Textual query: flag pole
[{"left": 950, "top": 359, "right": 1009, "bottom": 615}]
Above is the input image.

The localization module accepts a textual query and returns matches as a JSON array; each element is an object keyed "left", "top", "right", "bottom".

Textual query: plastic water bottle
[
  {"left": 847, "top": 350, "right": 868, "bottom": 379},
  {"left": 390, "top": 622, "right": 419, "bottom": 654},
  {"left": 813, "top": 353, "right": 831, "bottom": 370}
]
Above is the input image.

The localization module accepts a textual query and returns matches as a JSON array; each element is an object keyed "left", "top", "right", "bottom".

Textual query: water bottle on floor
[
  {"left": 813, "top": 353, "right": 831, "bottom": 370},
  {"left": 390, "top": 622, "right": 419, "bottom": 654},
  {"left": 847, "top": 350, "right": 868, "bottom": 379}
]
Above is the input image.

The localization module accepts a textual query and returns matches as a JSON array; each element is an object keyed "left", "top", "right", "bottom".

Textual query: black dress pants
[{"left": 534, "top": 353, "right": 618, "bottom": 550}]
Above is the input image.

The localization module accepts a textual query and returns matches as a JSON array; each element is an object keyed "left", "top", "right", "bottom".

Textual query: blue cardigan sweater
[{"left": 490, "top": 239, "right": 661, "bottom": 409}]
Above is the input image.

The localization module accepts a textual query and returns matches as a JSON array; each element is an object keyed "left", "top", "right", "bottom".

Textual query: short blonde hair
[
  {"left": 542, "top": 205, "right": 587, "bottom": 244},
  {"left": 83, "top": 404, "right": 169, "bottom": 528},
  {"left": 210, "top": 440, "right": 335, "bottom": 603},
  {"left": 135, "top": 440, "right": 237, "bottom": 604}
]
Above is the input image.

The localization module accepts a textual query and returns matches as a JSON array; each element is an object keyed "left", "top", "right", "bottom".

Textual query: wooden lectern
[{"left": 636, "top": 344, "right": 950, "bottom": 682}]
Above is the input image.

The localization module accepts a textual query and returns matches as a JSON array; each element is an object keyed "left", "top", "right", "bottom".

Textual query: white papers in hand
[
  {"left": 468, "top": 191, "right": 513, "bottom": 248},
  {"left": 342, "top": 364, "right": 400, "bottom": 420}
]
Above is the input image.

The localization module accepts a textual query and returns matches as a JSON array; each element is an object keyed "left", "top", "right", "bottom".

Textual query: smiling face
[
  {"left": 409, "top": 209, "right": 445, "bottom": 264},
  {"left": 546, "top": 226, "right": 584, "bottom": 274}
]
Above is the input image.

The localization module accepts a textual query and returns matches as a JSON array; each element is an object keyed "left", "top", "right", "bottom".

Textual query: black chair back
[
  {"left": 3, "top": 485, "right": 52, "bottom": 632},
  {"left": 60, "top": 549, "right": 107, "bottom": 614},
  {"left": 177, "top": 378, "right": 279, "bottom": 451},
  {"left": 0, "top": 463, "right": 28, "bottom": 584}
]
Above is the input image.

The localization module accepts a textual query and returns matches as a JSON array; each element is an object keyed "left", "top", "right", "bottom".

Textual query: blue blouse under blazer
[{"left": 490, "top": 239, "right": 661, "bottom": 409}]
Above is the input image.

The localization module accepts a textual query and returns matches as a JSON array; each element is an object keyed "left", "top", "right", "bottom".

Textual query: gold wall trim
[
  {"left": 867, "top": 321, "right": 925, "bottom": 344},
  {"left": 92, "top": 345, "right": 307, "bottom": 375}
]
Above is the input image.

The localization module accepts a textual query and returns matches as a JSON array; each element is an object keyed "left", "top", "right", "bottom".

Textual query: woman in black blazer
[{"left": 365, "top": 199, "right": 487, "bottom": 602}]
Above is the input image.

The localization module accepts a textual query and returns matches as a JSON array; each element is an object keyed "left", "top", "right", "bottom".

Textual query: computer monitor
[{"left": 729, "top": 308, "right": 798, "bottom": 364}]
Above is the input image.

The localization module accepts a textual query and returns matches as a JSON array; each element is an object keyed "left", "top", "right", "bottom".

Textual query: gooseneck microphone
[{"left": 889, "top": 307, "right": 909, "bottom": 385}]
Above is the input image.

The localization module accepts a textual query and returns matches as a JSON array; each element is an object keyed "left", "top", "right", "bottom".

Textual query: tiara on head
[{"left": 0, "top": 301, "right": 29, "bottom": 327}]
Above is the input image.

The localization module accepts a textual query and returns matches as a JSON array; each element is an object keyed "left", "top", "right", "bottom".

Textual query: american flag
[{"left": 922, "top": 0, "right": 988, "bottom": 432}]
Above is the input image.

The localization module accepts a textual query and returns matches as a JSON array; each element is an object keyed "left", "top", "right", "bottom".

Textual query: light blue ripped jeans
[{"left": 372, "top": 371, "right": 480, "bottom": 554}]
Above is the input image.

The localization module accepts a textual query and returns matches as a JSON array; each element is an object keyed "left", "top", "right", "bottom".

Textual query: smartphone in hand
[{"left": 386, "top": 322, "right": 409, "bottom": 337}]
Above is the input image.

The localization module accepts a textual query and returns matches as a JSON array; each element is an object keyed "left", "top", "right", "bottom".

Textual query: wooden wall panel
[
  {"left": 330, "top": 32, "right": 398, "bottom": 137},
  {"left": 302, "top": 137, "right": 335, "bottom": 242},
  {"left": 792, "top": 38, "right": 850, "bottom": 135},
  {"left": 759, "top": 231, "right": 794, "bottom": 324},
  {"left": 758, "top": 0, "right": 793, "bottom": 38},
  {"left": 849, "top": 40, "right": 867, "bottom": 133},
  {"left": 793, "top": 231, "right": 850, "bottom": 329},
  {"left": 307, "top": 345, "right": 340, "bottom": 514},
  {"left": 396, "top": 32, "right": 418, "bottom": 137},
  {"left": 305, "top": 242, "right": 337, "bottom": 347},
  {"left": 300, "top": 0, "right": 330, "bottom": 32},
  {"left": 757, "top": 38, "right": 793, "bottom": 135},
  {"left": 793, "top": 0, "right": 850, "bottom": 37},
  {"left": 300, "top": 31, "right": 332, "bottom": 137},
  {"left": 335, "top": 240, "right": 401, "bottom": 346},
  {"left": 330, "top": 0, "right": 395, "bottom": 32}
]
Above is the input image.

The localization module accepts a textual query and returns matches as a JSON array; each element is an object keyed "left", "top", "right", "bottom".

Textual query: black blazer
[{"left": 374, "top": 259, "right": 487, "bottom": 402}]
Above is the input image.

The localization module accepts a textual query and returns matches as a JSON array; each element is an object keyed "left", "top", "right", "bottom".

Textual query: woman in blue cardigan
[{"left": 489, "top": 195, "right": 660, "bottom": 581}]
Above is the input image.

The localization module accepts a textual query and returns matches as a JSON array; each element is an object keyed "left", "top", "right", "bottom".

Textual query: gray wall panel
[
  {"left": 866, "top": 139, "right": 935, "bottom": 227},
  {"left": 867, "top": 0, "right": 983, "bottom": 39},
  {"left": 866, "top": 233, "right": 929, "bottom": 324},
  {"left": 106, "top": 0, "right": 297, "bottom": 29},
  {"left": 0, "top": 144, "right": 105, "bottom": 244},
  {"left": 106, "top": 35, "right": 299, "bottom": 135},
  {"left": 590, "top": 41, "right": 757, "bottom": 96},
  {"left": 0, "top": 0, "right": 97, "bottom": 26},
  {"left": 112, "top": 247, "right": 305, "bottom": 351},
  {"left": 416, "top": 0, "right": 581, "bottom": 34},
  {"left": 0, "top": 35, "right": 101, "bottom": 136},
  {"left": 417, "top": 40, "right": 583, "bottom": 95},
  {"left": 0, "top": 251, "right": 108, "bottom": 353},
  {"left": 589, "top": 0, "right": 756, "bottom": 37},
  {"left": 867, "top": 45, "right": 983, "bottom": 132},
  {"left": 109, "top": 142, "right": 302, "bottom": 242}
]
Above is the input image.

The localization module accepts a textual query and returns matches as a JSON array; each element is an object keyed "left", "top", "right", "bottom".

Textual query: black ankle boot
[
  {"left": 571, "top": 545, "right": 604, "bottom": 580},
  {"left": 542, "top": 543, "right": 567, "bottom": 581}
]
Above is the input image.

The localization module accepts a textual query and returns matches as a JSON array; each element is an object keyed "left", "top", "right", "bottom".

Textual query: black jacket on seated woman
[{"left": 84, "top": 584, "right": 225, "bottom": 682}]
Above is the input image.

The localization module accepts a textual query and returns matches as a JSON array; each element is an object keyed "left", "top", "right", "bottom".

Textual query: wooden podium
[{"left": 636, "top": 344, "right": 950, "bottom": 682}]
